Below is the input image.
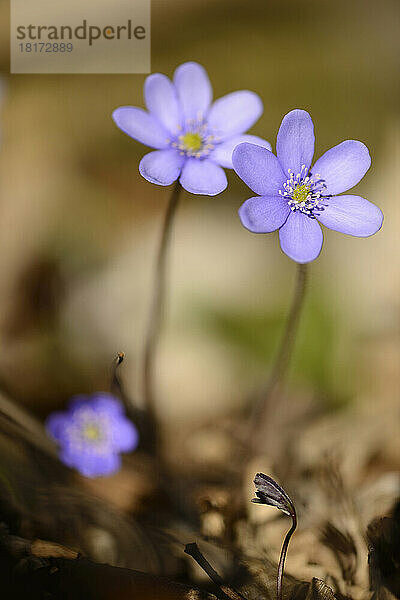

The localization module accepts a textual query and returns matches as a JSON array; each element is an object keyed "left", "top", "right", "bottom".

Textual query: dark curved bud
[{"left": 252, "top": 472, "right": 295, "bottom": 518}]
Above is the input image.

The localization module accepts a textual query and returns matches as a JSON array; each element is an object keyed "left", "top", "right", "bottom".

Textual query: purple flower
[
  {"left": 233, "top": 109, "right": 383, "bottom": 263},
  {"left": 112, "top": 62, "right": 270, "bottom": 196},
  {"left": 46, "top": 393, "right": 139, "bottom": 478}
]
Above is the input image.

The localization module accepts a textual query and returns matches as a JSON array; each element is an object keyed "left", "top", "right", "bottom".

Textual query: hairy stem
[
  {"left": 249, "top": 263, "right": 309, "bottom": 443},
  {"left": 277, "top": 512, "right": 297, "bottom": 600},
  {"left": 143, "top": 181, "right": 181, "bottom": 423}
]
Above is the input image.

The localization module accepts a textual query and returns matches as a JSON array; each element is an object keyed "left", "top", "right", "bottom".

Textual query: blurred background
[{"left": 0, "top": 0, "right": 398, "bottom": 459}]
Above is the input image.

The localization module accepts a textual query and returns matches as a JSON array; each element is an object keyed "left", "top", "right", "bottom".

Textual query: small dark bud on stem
[{"left": 252, "top": 473, "right": 297, "bottom": 600}]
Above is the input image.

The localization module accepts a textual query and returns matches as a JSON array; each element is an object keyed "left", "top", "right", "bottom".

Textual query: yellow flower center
[
  {"left": 83, "top": 424, "right": 101, "bottom": 441},
  {"left": 181, "top": 132, "right": 203, "bottom": 152},
  {"left": 291, "top": 184, "right": 311, "bottom": 204}
]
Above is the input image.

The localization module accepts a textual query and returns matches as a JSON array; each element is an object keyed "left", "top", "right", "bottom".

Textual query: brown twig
[
  {"left": 0, "top": 530, "right": 220, "bottom": 600},
  {"left": 184, "top": 542, "right": 247, "bottom": 600}
]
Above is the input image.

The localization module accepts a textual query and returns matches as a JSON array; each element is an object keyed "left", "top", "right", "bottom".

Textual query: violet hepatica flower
[
  {"left": 233, "top": 109, "right": 383, "bottom": 263},
  {"left": 46, "top": 393, "right": 139, "bottom": 478},
  {"left": 112, "top": 61, "right": 270, "bottom": 196}
]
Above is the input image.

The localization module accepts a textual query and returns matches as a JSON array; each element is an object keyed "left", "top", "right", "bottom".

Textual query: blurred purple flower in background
[
  {"left": 46, "top": 393, "right": 139, "bottom": 478},
  {"left": 112, "top": 61, "right": 270, "bottom": 195},
  {"left": 233, "top": 109, "right": 383, "bottom": 263}
]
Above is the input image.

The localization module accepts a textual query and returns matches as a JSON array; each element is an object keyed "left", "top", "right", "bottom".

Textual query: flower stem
[
  {"left": 277, "top": 511, "right": 297, "bottom": 600},
  {"left": 249, "top": 263, "right": 308, "bottom": 446},
  {"left": 267, "top": 262, "right": 308, "bottom": 390},
  {"left": 143, "top": 181, "right": 181, "bottom": 425}
]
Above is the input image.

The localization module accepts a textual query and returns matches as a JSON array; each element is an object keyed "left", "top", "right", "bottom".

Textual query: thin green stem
[
  {"left": 277, "top": 511, "right": 297, "bottom": 600},
  {"left": 267, "top": 262, "right": 308, "bottom": 389},
  {"left": 249, "top": 263, "right": 308, "bottom": 449},
  {"left": 143, "top": 181, "right": 181, "bottom": 423}
]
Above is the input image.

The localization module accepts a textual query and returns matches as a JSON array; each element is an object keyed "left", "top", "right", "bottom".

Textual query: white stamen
[{"left": 278, "top": 166, "right": 327, "bottom": 216}]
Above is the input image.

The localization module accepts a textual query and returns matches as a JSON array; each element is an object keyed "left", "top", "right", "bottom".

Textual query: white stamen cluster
[
  {"left": 278, "top": 165, "right": 327, "bottom": 217},
  {"left": 169, "top": 117, "right": 217, "bottom": 159},
  {"left": 65, "top": 409, "right": 111, "bottom": 455}
]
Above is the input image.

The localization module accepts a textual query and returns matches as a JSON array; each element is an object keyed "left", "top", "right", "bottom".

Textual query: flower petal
[
  {"left": 239, "top": 196, "right": 290, "bottom": 233},
  {"left": 46, "top": 412, "right": 68, "bottom": 442},
  {"left": 61, "top": 449, "right": 121, "bottom": 478},
  {"left": 173, "top": 62, "right": 212, "bottom": 122},
  {"left": 312, "top": 140, "right": 371, "bottom": 195},
  {"left": 276, "top": 109, "right": 315, "bottom": 175},
  {"left": 84, "top": 453, "right": 121, "bottom": 478},
  {"left": 232, "top": 143, "right": 286, "bottom": 196},
  {"left": 68, "top": 395, "right": 90, "bottom": 413},
  {"left": 91, "top": 393, "right": 124, "bottom": 417},
  {"left": 112, "top": 107, "right": 169, "bottom": 149},
  {"left": 317, "top": 194, "right": 383, "bottom": 237},
  {"left": 279, "top": 212, "right": 323, "bottom": 263},
  {"left": 207, "top": 91, "right": 263, "bottom": 140},
  {"left": 211, "top": 135, "right": 271, "bottom": 169},
  {"left": 112, "top": 420, "right": 139, "bottom": 452},
  {"left": 144, "top": 73, "right": 182, "bottom": 134},
  {"left": 179, "top": 158, "right": 227, "bottom": 195},
  {"left": 59, "top": 447, "right": 78, "bottom": 469},
  {"left": 139, "top": 150, "right": 184, "bottom": 186}
]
